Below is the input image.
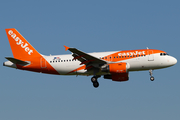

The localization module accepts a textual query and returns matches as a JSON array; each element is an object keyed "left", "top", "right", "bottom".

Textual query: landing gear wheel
[
  {"left": 93, "top": 82, "right": 99, "bottom": 88},
  {"left": 150, "top": 76, "right": 155, "bottom": 81},
  {"left": 91, "top": 76, "right": 100, "bottom": 88},
  {"left": 149, "top": 69, "right": 155, "bottom": 81},
  {"left": 91, "top": 77, "right": 97, "bottom": 83}
]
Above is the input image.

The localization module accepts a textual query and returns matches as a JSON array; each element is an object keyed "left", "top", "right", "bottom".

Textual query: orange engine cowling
[
  {"left": 101, "top": 62, "right": 128, "bottom": 74},
  {"left": 102, "top": 62, "right": 129, "bottom": 81}
]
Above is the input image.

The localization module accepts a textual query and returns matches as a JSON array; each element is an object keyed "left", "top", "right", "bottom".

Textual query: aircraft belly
[{"left": 53, "top": 63, "right": 86, "bottom": 75}]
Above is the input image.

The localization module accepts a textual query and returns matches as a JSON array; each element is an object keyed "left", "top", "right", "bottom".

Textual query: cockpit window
[{"left": 160, "top": 53, "right": 169, "bottom": 56}]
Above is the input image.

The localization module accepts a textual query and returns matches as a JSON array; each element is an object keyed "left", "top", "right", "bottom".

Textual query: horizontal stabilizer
[{"left": 5, "top": 57, "right": 30, "bottom": 66}]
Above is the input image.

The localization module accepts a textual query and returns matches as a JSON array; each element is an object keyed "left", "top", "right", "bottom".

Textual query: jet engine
[{"left": 101, "top": 62, "right": 129, "bottom": 81}]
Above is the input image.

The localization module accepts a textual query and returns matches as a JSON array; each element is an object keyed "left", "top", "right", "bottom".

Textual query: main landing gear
[
  {"left": 149, "top": 69, "right": 155, "bottom": 81},
  {"left": 91, "top": 76, "right": 100, "bottom": 88}
]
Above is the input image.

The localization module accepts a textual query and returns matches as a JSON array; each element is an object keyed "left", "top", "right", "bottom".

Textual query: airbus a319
[{"left": 3, "top": 28, "right": 177, "bottom": 88}]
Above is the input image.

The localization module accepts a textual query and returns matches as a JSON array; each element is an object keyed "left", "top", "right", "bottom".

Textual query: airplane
[{"left": 3, "top": 28, "right": 177, "bottom": 88}]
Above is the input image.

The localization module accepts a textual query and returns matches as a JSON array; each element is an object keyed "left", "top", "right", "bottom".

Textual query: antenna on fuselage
[{"left": 146, "top": 47, "right": 149, "bottom": 49}]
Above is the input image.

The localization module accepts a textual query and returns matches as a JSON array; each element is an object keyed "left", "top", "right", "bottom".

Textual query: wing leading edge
[{"left": 64, "top": 46, "right": 107, "bottom": 68}]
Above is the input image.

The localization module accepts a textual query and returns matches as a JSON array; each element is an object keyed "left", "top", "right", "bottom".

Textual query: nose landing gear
[{"left": 149, "top": 69, "right": 155, "bottom": 81}]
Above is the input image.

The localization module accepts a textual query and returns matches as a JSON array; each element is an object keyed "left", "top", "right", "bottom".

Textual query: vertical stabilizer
[
  {"left": 5, "top": 28, "right": 41, "bottom": 60},
  {"left": 4, "top": 28, "right": 59, "bottom": 75}
]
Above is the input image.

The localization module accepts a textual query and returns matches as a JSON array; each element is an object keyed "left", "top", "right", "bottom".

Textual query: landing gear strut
[
  {"left": 149, "top": 69, "right": 155, "bottom": 81},
  {"left": 91, "top": 76, "right": 100, "bottom": 88}
]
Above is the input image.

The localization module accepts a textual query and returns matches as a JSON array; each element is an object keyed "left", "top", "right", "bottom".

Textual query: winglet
[{"left": 64, "top": 45, "right": 70, "bottom": 51}]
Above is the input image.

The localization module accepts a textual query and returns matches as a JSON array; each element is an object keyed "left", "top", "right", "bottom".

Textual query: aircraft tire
[
  {"left": 91, "top": 77, "right": 97, "bottom": 83},
  {"left": 93, "top": 82, "right": 99, "bottom": 88},
  {"left": 150, "top": 76, "right": 155, "bottom": 81}
]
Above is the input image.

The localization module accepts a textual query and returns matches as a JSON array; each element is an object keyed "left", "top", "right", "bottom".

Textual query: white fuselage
[{"left": 43, "top": 51, "right": 177, "bottom": 75}]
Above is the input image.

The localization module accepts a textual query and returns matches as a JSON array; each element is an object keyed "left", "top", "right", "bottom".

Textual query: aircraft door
[
  {"left": 148, "top": 50, "right": 154, "bottom": 61},
  {"left": 40, "top": 57, "right": 47, "bottom": 68}
]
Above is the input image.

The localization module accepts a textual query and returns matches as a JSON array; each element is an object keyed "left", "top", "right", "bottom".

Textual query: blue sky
[{"left": 0, "top": 0, "right": 180, "bottom": 120}]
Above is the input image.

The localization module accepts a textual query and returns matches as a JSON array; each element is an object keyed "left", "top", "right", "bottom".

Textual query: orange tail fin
[{"left": 5, "top": 28, "right": 41, "bottom": 60}]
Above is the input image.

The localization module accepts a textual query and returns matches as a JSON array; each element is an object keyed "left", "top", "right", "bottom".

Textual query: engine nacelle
[
  {"left": 101, "top": 62, "right": 128, "bottom": 74},
  {"left": 104, "top": 73, "right": 129, "bottom": 82}
]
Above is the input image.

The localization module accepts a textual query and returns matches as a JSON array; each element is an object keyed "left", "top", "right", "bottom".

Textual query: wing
[{"left": 64, "top": 46, "right": 107, "bottom": 69}]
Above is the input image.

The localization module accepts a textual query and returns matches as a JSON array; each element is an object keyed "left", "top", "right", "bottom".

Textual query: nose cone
[
  {"left": 170, "top": 57, "right": 177, "bottom": 65},
  {"left": 169, "top": 57, "right": 177, "bottom": 65}
]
